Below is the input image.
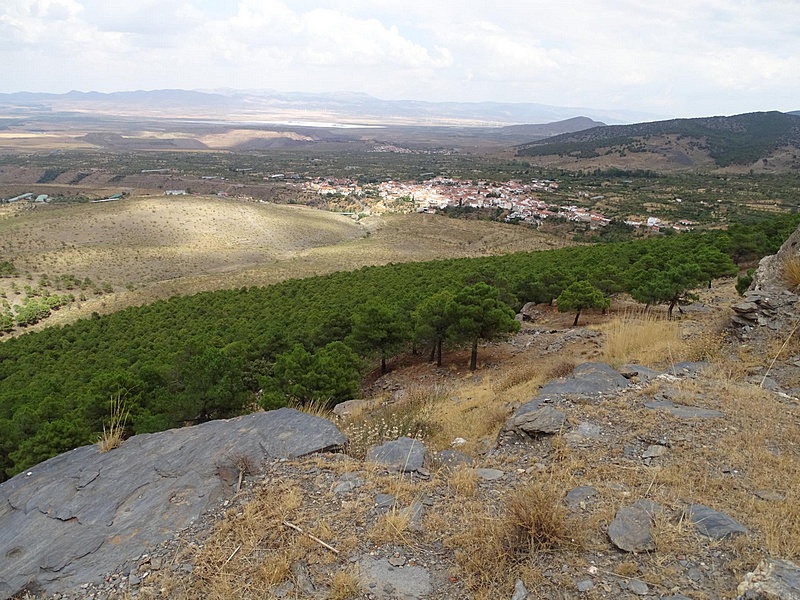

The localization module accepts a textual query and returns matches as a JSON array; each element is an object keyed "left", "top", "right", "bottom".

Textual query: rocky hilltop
[
  {"left": 3, "top": 231, "right": 800, "bottom": 599},
  {"left": 0, "top": 409, "right": 345, "bottom": 598}
]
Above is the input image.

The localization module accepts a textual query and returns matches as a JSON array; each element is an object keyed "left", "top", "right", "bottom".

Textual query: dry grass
[
  {"left": 327, "top": 567, "right": 360, "bottom": 600},
  {"left": 600, "top": 309, "right": 682, "bottom": 368},
  {"left": 97, "top": 394, "right": 129, "bottom": 452},
  {"left": 446, "top": 465, "right": 479, "bottom": 497},
  {"left": 369, "top": 508, "right": 414, "bottom": 545},
  {"left": 783, "top": 256, "right": 800, "bottom": 290},
  {"left": 137, "top": 478, "right": 370, "bottom": 600},
  {"left": 504, "top": 484, "right": 579, "bottom": 554},
  {"left": 447, "top": 482, "right": 581, "bottom": 593}
]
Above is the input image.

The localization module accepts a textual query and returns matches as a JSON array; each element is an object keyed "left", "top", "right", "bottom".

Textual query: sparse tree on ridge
[
  {"left": 556, "top": 280, "right": 610, "bottom": 326},
  {"left": 447, "top": 282, "right": 520, "bottom": 371},
  {"left": 349, "top": 301, "right": 409, "bottom": 374},
  {"left": 413, "top": 289, "right": 455, "bottom": 367}
]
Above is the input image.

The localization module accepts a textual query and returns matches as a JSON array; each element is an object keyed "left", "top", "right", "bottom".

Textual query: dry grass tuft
[
  {"left": 492, "top": 363, "right": 537, "bottom": 392},
  {"left": 291, "top": 398, "right": 334, "bottom": 418},
  {"left": 783, "top": 256, "right": 800, "bottom": 290},
  {"left": 328, "top": 566, "right": 360, "bottom": 600},
  {"left": 370, "top": 508, "right": 413, "bottom": 545},
  {"left": 447, "top": 482, "right": 580, "bottom": 593},
  {"left": 601, "top": 309, "right": 682, "bottom": 368},
  {"left": 97, "top": 393, "right": 129, "bottom": 452},
  {"left": 504, "top": 483, "right": 579, "bottom": 555},
  {"left": 546, "top": 360, "right": 576, "bottom": 380},
  {"left": 446, "top": 465, "right": 479, "bottom": 497},
  {"left": 144, "top": 480, "right": 314, "bottom": 599},
  {"left": 615, "top": 561, "right": 640, "bottom": 577}
]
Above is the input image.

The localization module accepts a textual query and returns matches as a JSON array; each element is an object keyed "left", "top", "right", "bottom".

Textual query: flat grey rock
[
  {"left": 687, "top": 504, "right": 747, "bottom": 539},
  {"left": 366, "top": 437, "right": 427, "bottom": 472},
  {"left": 644, "top": 400, "right": 724, "bottom": 419},
  {"left": 608, "top": 506, "right": 655, "bottom": 552},
  {"left": 512, "top": 406, "right": 567, "bottom": 435},
  {"left": 576, "top": 579, "right": 594, "bottom": 592},
  {"left": 514, "top": 397, "right": 544, "bottom": 416},
  {"left": 0, "top": 408, "right": 345, "bottom": 600},
  {"left": 333, "top": 475, "right": 363, "bottom": 494},
  {"left": 737, "top": 558, "right": 800, "bottom": 599},
  {"left": 476, "top": 468, "right": 504, "bottom": 481},
  {"left": 643, "top": 444, "right": 667, "bottom": 459},
  {"left": 539, "top": 362, "right": 629, "bottom": 397},
  {"left": 565, "top": 486, "right": 598, "bottom": 508},
  {"left": 755, "top": 490, "right": 786, "bottom": 502},
  {"left": 627, "top": 579, "right": 649, "bottom": 595},
  {"left": 375, "top": 493, "right": 397, "bottom": 511},
  {"left": 360, "top": 557, "right": 432, "bottom": 599}
]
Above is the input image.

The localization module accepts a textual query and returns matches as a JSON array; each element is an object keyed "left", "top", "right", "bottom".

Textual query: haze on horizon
[{"left": 1, "top": 0, "right": 798, "bottom": 121}]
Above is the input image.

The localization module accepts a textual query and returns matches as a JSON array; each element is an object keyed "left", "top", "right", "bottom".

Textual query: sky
[{"left": 1, "top": 0, "right": 799, "bottom": 119}]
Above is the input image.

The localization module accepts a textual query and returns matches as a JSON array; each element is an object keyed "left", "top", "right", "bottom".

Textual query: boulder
[
  {"left": 733, "top": 222, "right": 800, "bottom": 336},
  {"left": 517, "top": 302, "right": 543, "bottom": 322},
  {"left": 608, "top": 506, "right": 655, "bottom": 552},
  {"left": 511, "top": 406, "right": 567, "bottom": 435},
  {"left": 332, "top": 398, "right": 371, "bottom": 418},
  {"left": 476, "top": 468, "right": 504, "bottom": 481},
  {"left": 0, "top": 408, "right": 346, "bottom": 600},
  {"left": 366, "top": 437, "right": 427, "bottom": 473}
]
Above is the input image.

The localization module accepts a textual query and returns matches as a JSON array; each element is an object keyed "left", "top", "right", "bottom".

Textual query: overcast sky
[{"left": 1, "top": 0, "right": 798, "bottom": 119}]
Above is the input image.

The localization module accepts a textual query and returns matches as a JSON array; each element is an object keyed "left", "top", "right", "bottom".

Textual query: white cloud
[{"left": 1, "top": 0, "right": 799, "bottom": 117}]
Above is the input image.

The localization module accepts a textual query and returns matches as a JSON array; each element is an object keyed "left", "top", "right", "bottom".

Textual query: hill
[
  {"left": 0, "top": 89, "right": 656, "bottom": 126},
  {"left": 516, "top": 111, "right": 800, "bottom": 171},
  {"left": 497, "top": 116, "right": 606, "bottom": 139},
  {"left": 0, "top": 199, "right": 563, "bottom": 333}
]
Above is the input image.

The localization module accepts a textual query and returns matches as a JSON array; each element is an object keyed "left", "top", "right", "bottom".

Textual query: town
[{"left": 301, "top": 176, "right": 697, "bottom": 233}]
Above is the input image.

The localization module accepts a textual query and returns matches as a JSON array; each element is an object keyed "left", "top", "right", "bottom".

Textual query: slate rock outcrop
[
  {"left": 538, "top": 362, "right": 630, "bottom": 398},
  {"left": 503, "top": 362, "right": 628, "bottom": 439},
  {"left": 0, "top": 408, "right": 346, "bottom": 600},
  {"left": 733, "top": 222, "right": 800, "bottom": 335}
]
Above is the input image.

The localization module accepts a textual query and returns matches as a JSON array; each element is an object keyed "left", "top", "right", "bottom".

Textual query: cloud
[{"left": 1, "top": 0, "right": 798, "bottom": 117}]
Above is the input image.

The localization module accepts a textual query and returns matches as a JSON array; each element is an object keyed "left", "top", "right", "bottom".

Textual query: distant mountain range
[
  {"left": 516, "top": 111, "right": 800, "bottom": 168},
  {"left": 0, "top": 89, "right": 657, "bottom": 126}
]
